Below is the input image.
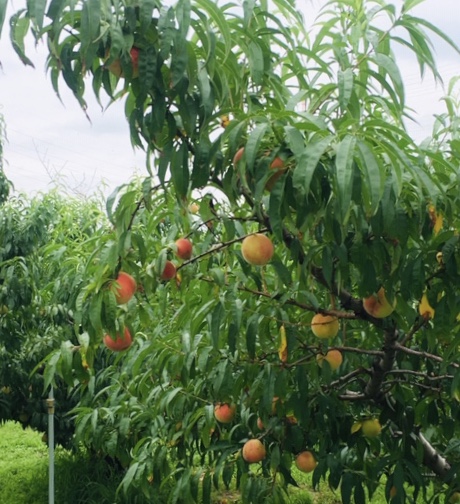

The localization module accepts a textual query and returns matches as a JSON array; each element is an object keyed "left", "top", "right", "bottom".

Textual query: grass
[{"left": 0, "top": 421, "right": 49, "bottom": 503}]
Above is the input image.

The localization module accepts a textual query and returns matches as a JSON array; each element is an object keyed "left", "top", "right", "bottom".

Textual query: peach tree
[{"left": 2, "top": 0, "right": 460, "bottom": 503}]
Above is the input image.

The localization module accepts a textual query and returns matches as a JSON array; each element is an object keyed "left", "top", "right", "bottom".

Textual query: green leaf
[
  {"left": 170, "top": 142, "right": 190, "bottom": 198},
  {"left": 244, "top": 123, "right": 269, "bottom": 171},
  {"left": 202, "top": 472, "right": 212, "bottom": 504},
  {"left": 356, "top": 139, "right": 383, "bottom": 216},
  {"left": 403, "top": 15, "right": 460, "bottom": 56},
  {"left": 335, "top": 135, "right": 356, "bottom": 223},
  {"left": 0, "top": 0, "right": 6, "bottom": 38},
  {"left": 338, "top": 67, "right": 353, "bottom": 110},
  {"left": 80, "top": 0, "right": 101, "bottom": 66},
  {"left": 176, "top": 0, "right": 191, "bottom": 37},
  {"left": 139, "top": 45, "right": 158, "bottom": 97},
  {"left": 28, "top": 0, "right": 47, "bottom": 31},
  {"left": 77, "top": 332, "right": 90, "bottom": 351},
  {"left": 341, "top": 473, "right": 353, "bottom": 504},
  {"left": 293, "top": 135, "right": 334, "bottom": 197},
  {"left": 373, "top": 53, "right": 405, "bottom": 108},
  {"left": 193, "top": 0, "right": 232, "bottom": 59},
  {"left": 89, "top": 293, "right": 103, "bottom": 334},
  {"left": 210, "top": 301, "right": 224, "bottom": 350},
  {"left": 268, "top": 174, "right": 286, "bottom": 241},
  {"left": 402, "top": 0, "right": 425, "bottom": 12},
  {"left": 246, "top": 314, "right": 258, "bottom": 358},
  {"left": 197, "top": 65, "right": 213, "bottom": 117},
  {"left": 9, "top": 11, "right": 35, "bottom": 67},
  {"left": 60, "top": 341, "right": 74, "bottom": 386},
  {"left": 248, "top": 41, "right": 264, "bottom": 85},
  {"left": 122, "top": 462, "right": 139, "bottom": 493},
  {"left": 354, "top": 481, "right": 366, "bottom": 504},
  {"left": 43, "top": 351, "right": 60, "bottom": 390},
  {"left": 171, "top": 32, "right": 188, "bottom": 87},
  {"left": 284, "top": 126, "right": 305, "bottom": 157},
  {"left": 139, "top": 0, "right": 158, "bottom": 34}
]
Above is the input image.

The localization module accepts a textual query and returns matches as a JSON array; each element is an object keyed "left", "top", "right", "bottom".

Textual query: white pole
[{"left": 47, "top": 386, "right": 55, "bottom": 504}]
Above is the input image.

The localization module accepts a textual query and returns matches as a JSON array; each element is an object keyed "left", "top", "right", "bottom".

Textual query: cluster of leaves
[{"left": 2, "top": 0, "right": 460, "bottom": 503}]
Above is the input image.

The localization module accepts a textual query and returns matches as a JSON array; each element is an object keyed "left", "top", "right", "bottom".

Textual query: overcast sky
[{"left": 0, "top": 0, "right": 459, "bottom": 197}]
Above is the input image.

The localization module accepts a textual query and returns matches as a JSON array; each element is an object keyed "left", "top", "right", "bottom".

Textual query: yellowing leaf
[
  {"left": 428, "top": 204, "right": 443, "bottom": 235},
  {"left": 351, "top": 421, "right": 362, "bottom": 434},
  {"left": 419, "top": 293, "right": 435, "bottom": 320},
  {"left": 278, "top": 325, "right": 288, "bottom": 363},
  {"left": 434, "top": 213, "right": 443, "bottom": 235}
]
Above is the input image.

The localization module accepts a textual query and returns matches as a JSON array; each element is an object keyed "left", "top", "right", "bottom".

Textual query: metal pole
[{"left": 47, "top": 386, "right": 55, "bottom": 504}]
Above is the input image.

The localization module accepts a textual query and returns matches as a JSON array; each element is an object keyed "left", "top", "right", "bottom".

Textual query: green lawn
[{"left": 0, "top": 421, "right": 49, "bottom": 503}]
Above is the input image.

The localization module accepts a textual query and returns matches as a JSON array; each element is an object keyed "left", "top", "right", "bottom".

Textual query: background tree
[
  {"left": 0, "top": 188, "right": 109, "bottom": 446},
  {"left": 1, "top": 0, "right": 460, "bottom": 503}
]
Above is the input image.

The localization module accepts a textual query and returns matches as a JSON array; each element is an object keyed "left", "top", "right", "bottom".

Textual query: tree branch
[
  {"left": 417, "top": 432, "right": 452, "bottom": 480},
  {"left": 364, "top": 328, "right": 398, "bottom": 401},
  {"left": 395, "top": 343, "right": 459, "bottom": 369}
]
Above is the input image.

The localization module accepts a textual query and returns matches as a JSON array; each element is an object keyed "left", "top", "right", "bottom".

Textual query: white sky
[{"left": 0, "top": 0, "right": 459, "bottom": 196}]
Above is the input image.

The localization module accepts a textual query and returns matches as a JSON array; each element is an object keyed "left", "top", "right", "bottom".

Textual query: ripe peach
[
  {"left": 113, "top": 272, "right": 137, "bottom": 304},
  {"left": 214, "top": 403, "right": 236, "bottom": 424},
  {"left": 265, "top": 157, "right": 287, "bottom": 191},
  {"left": 130, "top": 47, "right": 139, "bottom": 74},
  {"left": 242, "top": 439, "right": 266, "bottom": 463},
  {"left": 160, "top": 260, "right": 177, "bottom": 281},
  {"left": 316, "top": 349, "right": 343, "bottom": 371},
  {"left": 295, "top": 451, "right": 317, "bottom": 473},
  {"left": 175, "top": 238, "right": 193, "bottom": 260},
  {"left": 107, "top": 47, "right": 139, "bottom": 78},
  {"left": 311, "top": 313, "right": 339, "bottom": 339},
  {"left": 363, "top": 287, "right": 395, "bottom": 318},
  {"left": 241, "top": 234, "right": 274, "bottom": 266},
  {"left": 103, "top": 327, "right": 133, "bottom": 352}
]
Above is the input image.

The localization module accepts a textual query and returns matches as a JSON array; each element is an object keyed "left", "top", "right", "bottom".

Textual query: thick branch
[
  {"left": 363, "top": 328, "right": 398, "bottom": 401},
  {"left": 417, "top": 432, "right": 452, "bottom": 480}
]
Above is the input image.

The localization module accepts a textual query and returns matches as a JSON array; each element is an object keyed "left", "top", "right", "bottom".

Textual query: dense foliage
[{"left": 2, "top": 0, "right": 460, "bottom": 503}]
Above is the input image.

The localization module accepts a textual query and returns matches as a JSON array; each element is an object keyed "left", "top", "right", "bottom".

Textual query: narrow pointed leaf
[
  {"left": 293, "top": 135, "right": 334, "bottom": 197},
  {"left": 335, "top": 134, "right": 356, "bottom": 223}
]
